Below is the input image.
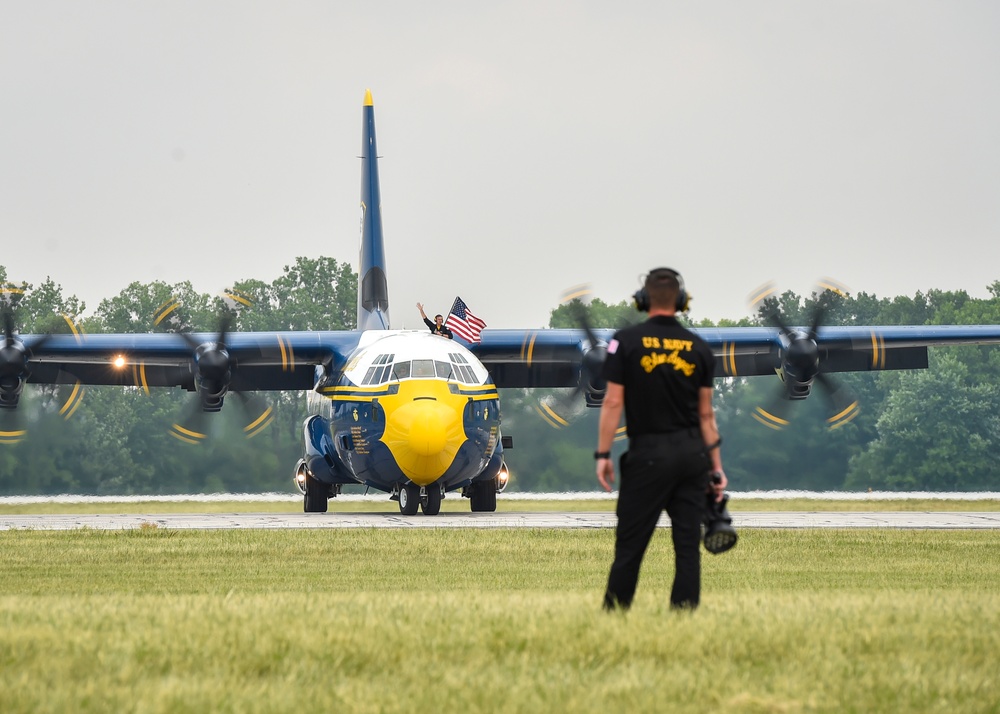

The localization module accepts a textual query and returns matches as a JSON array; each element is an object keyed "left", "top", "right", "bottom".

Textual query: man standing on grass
[{"left": 595, "top": 267, "right": 728, "bottom": 611}]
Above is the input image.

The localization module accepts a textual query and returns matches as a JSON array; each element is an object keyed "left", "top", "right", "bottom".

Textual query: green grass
[{"left": 1, "top": 528, "right": 998, "bottom": 713}]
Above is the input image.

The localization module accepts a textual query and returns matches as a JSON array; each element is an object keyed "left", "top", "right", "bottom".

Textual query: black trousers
[{"left": 604, "top": 432, "right": 711, "bottom": 610}]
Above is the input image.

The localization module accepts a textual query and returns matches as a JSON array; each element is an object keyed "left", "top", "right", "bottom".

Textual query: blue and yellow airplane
[{"left": 5, "top": 89, "right": 1000, "bottom": 514}]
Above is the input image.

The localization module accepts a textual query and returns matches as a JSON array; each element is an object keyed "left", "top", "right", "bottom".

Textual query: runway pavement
[{"left": 3, "top": 511, "right": 1000, "bottom": 530}]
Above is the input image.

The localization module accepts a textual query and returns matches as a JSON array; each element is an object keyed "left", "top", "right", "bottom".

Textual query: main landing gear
[
  {"left": 468, "top": 477, "right": 497, "bottom": 512},
  {"left": 398, "top": 484, "right": 443, "bottom": 516},
  {"left": 294, "top": 459, "right": 342, "bottom": 513}
]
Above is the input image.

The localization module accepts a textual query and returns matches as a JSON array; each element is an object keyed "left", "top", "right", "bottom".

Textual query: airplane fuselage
[{"left": 302, "top": 330, "right": 502, "bottom": 498}]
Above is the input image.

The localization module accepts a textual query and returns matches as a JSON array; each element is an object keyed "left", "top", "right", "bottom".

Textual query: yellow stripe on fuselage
[
  {"left": 450, "top": 384, "right": 500, "bottom": 399},
  {"left": 322, "top": 381, "right": 498, "bottom": 402},
  {"left": 321, "top": 384, "right": 399, "bottom": 401}
]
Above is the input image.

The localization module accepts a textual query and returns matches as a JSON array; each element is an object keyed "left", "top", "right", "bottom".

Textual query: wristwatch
[{"left": 594, "top": 451, "right": 611, "bottom": 460}]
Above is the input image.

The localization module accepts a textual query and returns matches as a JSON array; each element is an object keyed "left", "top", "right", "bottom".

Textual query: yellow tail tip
[{"left": 364, "top": 88, "right": 373, "bottom": 106}]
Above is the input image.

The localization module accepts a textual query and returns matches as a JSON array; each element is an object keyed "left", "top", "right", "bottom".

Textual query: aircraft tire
[
  {"left": 399, "top": 484, "right": 420, "bottom": 516},
  {"left": 303, "top": 472, "right": 329, "bottom": 513},
  {"left": 421, "top": 486, "right": 442, "bottom": 516},
  {"left": 469, "top": 479, "right": 497, "bottom": 512}
]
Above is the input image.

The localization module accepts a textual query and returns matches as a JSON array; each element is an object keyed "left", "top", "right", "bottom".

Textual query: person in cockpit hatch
[{"left": 417, "top": 303, "right": 453, "bottom": 339}]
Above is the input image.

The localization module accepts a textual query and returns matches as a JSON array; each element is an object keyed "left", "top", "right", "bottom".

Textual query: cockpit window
[
  {"left": 392, "top": 361, "right": 411, "bottom": 380},
  {"left": 410, "top": 359, "right": 436, "bottom": 378},
  {"left": 362, "top": 353, "right": 395, "bottom": 385},
  {"left": 386, "top": 359, "right": 453, "bottom": 381},
  {"left": 359, "top": 350, "right": 480, "bottom": 385},
  {"left": 448, "top": 353, "right": 478, "bottom": 384}
]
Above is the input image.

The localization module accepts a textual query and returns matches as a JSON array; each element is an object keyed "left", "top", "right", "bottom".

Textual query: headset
[{"left": 632, "top": 267, "right": 690, "bottom": 313}]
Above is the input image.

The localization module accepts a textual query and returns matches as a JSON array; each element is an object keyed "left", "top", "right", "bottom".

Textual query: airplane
[{"left": 6, "top": 89, "right": 1000, "bottom": 513}]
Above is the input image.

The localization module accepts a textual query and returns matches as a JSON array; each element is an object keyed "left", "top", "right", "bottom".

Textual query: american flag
[{"left": 445, "top": 296, "right": 487, "bottom": 343}]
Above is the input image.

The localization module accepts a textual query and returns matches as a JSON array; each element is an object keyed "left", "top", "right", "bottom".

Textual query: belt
[{"left": 629, "top": 428, "right": 701, "bottom": 447}]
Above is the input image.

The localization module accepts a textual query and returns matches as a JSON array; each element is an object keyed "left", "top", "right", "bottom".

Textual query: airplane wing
[
  {"left": 16, "top": 323, "right": 1000, "bottom": 396},
  {"left": 470, "top": 328, "right": 614, "bottom": 388},
  {"left": 18, "top": 331, "right": 364, "bottom": 392},
  {"left": 471, "top": 324, "right": 1000, "bottom": 388}
]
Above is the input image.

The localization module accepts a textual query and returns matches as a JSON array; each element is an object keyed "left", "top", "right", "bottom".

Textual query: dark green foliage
[{"left": 548, "top": 297, "right": 637, "bottom": 329}]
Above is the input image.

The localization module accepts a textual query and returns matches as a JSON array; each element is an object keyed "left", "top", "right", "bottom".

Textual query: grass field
[{"left": 2, "top": 521, "right": 999, "bottom": 713}]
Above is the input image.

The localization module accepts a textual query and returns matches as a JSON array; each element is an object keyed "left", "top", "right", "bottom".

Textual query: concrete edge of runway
[
  {"left": 3, "top": 511, "right": 1000, "bottom": 531},
  {"left": 3, "top": 491, "right": 1000, "bottom": 505}
]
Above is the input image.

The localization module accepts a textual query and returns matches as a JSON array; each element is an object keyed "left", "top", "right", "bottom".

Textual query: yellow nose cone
[
  {"left": 407, "top": 402, "right": 449, "bottom": 456},
  {"left": 382, "top": 398, "right": 465, "bottom": 485}
]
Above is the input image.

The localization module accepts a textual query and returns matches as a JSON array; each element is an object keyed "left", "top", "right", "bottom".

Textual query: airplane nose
[
  {"left": 407, "top": 401, "right": 449, "bottom": 456},
  {"left": 382, "top": 398, "right": 465, "bottom": 485}
]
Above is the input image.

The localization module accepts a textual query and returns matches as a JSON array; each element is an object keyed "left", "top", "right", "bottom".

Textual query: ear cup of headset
[
  {"left": 670, "top": 269, "right": 688, "bottom": 312},
  {"left": 675, "top": 283, "right": 688, "bottom": 312},
  {"left": 635, "top": 269, "right": 688, "bottom": 312}
]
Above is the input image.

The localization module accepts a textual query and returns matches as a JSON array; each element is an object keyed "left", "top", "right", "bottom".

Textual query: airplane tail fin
[{"left": 357, "top": 88, "right": 390, "bottom": 331}]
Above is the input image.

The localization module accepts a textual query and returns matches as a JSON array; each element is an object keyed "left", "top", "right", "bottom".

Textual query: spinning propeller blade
[
  {"left": 749, "top": 279, "right": 859, "bottom": 430},
  {"left": 157, "top": 290, "right": 274, "bottom": 443},
  {"left": 0, "top": 407, "right": 26, "bottom": 445},
  {"left": 1, "top": 284, "right": 85, "bottom": 443},
  {"left": 532, "top": 286, "right": 626, "bottom": 441}
]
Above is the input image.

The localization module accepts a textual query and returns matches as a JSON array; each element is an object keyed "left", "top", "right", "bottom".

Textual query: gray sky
[{"left": 3, "top": 1, "right": 999, "bottom": 330}]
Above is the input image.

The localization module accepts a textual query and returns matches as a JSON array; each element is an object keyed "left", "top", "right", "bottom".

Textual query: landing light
[
  {"left": 112, "top": 355, "right": 127, "bottom": 369},
  {"left": 497, "top": 462, "right": 510, "bottom": 492}
]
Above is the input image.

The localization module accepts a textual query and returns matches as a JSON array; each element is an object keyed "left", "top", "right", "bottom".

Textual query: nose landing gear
[{"left": 397, "top": 483, "right": 444, "bottom": 515}]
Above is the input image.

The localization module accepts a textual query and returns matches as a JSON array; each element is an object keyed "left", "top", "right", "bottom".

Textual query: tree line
[{"left": 2, "top": 260, "right": 1000, "bottom": 494}]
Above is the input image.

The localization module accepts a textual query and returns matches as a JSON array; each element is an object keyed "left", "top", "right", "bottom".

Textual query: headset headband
[{"left": 633, "top": 267, "right": 689, "bottom": 313}]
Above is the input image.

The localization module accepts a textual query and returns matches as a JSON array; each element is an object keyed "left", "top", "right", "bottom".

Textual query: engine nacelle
[
  {"left": 193, "top": 343, "right": 232, "bottom": 411},
  {"left": 777, "top": 329, "right": 820, "bottom": 400},
  {"left": 581, "top": 343, "right": 607, "bottom": 408},
  {"left": 0, "top": 339, "right": 29, "bottom": 408},
  {"left": 0, "top": 375, "right": 24, "bottom": 409}
]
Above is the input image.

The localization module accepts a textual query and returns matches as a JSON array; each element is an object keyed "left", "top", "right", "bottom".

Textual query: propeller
[
  {"left": 1, "top": 283, "right": 85, "bottom": 444},
  {"left": 749, "top": 279, "right": 860, "bottom": 431},
  {"left": 156, "top": 290, "right": 274, "bottom": 443},
  {"left": 534, "top": 286, "right": 626, "bottom": 441}
]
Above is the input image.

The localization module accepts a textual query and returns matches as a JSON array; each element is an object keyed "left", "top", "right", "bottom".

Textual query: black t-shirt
[{"left": 601, "top": 315, "right": 715, "bottom": 437}]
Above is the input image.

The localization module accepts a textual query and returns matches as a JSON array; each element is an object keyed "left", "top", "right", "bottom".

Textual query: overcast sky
[{"left": 3, "top": 1, "right": 999, "bottom": 330}]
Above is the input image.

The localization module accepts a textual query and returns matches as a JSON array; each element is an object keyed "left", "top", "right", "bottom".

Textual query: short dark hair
[
  {"left": 645, "top": 268, "right": 680, "bottom": 310},
  {"left": 434, "top": 314, "right": 443, "bottom": 321}
]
